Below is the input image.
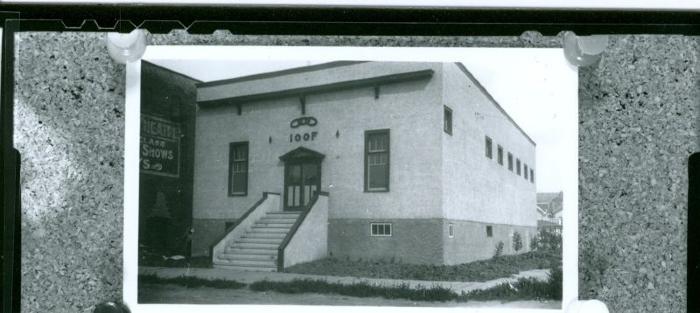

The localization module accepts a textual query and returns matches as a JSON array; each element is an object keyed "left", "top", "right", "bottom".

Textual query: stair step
[
  {"left": 249, "top": 227, "right": 289, "bottom": 233},
  {"left": 213, "top": 263, "right": 277, "bottom": 272},
  {"left": 253, "top": 223, "right": 294, "bottom": 228},
  {"left": 231, "top": 242, "right": 279, "bottom": 249},
  {"left": 266, "top": 212, "right": 302, "bottom": 218},
  {"left": 244, "top": 232, "right": 287, "bottom": 239},
  {"left": 224, "top": 247, "right": 277, "bottom": 255},
  {"left": 239, "top": 237, "right": 284, "bottom": 244},
  {"left": 215, "top": 258, "right": 276, "bottom": 267},
  {"left": 260, "top": 217, "right": 298, "bottom": 223},
  {"left": 218, "top": 253, "right": 277, "bottom": 262}
]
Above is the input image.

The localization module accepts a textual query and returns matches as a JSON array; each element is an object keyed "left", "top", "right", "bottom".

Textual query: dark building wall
[{"left": 139, "top": 61, "right": 198, "bottom": 257}]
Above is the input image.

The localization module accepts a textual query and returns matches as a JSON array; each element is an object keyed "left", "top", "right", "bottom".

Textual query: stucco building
[{"left": 187, "top": 61, "right": 538, "bottom": 271}]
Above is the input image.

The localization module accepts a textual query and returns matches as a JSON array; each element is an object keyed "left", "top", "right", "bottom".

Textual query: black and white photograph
[{"left": 123, "top": 46, "right": 578, "bottom": 311}]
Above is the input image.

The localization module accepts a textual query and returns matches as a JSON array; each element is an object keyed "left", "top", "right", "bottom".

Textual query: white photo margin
[{"left": 124, "top": 45, "right": 579, "bottom": 313}]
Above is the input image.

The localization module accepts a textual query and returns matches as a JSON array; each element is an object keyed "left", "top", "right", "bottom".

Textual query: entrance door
[{"left": 284, "top": 161, "right": 321, "bottom": 210}]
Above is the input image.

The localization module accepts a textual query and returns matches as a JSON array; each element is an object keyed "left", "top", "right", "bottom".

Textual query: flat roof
[
  {"left": 196, "top": 61, "right": 367, "bottom": 88},
  {"left": 194, "top": 61, "right": 535, "bottom": 146}
]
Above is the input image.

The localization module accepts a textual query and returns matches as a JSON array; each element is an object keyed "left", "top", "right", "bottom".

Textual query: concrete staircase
[{"left": 214, "top": 211, "right": 301, "bottom": 272}]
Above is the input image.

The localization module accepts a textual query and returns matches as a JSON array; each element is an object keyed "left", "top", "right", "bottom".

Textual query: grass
[
  {"left": 139, "top": 266, "right": 561, "bottom": 302},
  {"left": 250, "top": 279, "right": 455, "bottom": 302},
  {"left": 249, "top": 267, "right": 562, "bottom": 302},
  {"left": 460, "top": 267, "right": 562, "bottom": 302},
  {"left": 286, "top": 250, "right": 561, "bottom": 282},
  {"left": 139, "top": 256, "right": 212, "bottom": 268},
  {"left": 139, "top": 274, "right": 246, "bottom": 289}
]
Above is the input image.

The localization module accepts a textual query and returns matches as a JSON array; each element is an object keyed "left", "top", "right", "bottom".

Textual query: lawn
[
  {"left": 139, "top": 267, "right": 562, "bottom": 303},
  {"left": 285, "top": 250, "right": 561, "bottom": 282}
]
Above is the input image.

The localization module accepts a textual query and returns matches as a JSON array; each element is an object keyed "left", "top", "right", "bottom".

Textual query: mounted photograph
[{"left": 123, "top": 46, "right": 578, "bottom": 312}]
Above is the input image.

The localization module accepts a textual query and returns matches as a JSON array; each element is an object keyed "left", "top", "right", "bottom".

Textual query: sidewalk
[{"left": 139, "top": 266, "right": 550, "bottom": 294}]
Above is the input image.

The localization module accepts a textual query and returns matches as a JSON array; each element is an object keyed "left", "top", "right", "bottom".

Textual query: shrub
[
  {"left": 530, "top": 233, "right": 539, "bottom": 251},
  {"left": 533, "top": 229, "right": 562, "bottom": 252},
  {"left": 138, "top": 274, "right": 246, "bottom": 289},
  {"left": 494, "top": 241, "right": 505, "bottom": 258},
  {"left": 512, "top": 232, "right": 523, "bottom": 252}
]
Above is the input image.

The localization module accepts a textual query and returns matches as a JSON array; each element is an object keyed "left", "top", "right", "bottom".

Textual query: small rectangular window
[
  {"left": 370, "top": 223, "right": 392, "bottom": 236},
  {"left": 228, "top": 142, "right": 249, "bottom": 196},
  {"left": 448, "top": 223, "right": 454, "bottom": 238},
  {"left": 444, "top": 106, "right": 453, "bottom": 135},
  {"left": 507, "top": 153, "right": 513, "bottom": 171},
  {"left": 365, "top": 129, "right": 390, "bottom": 192},
  {"left": 486, "top": 225, "right": 493, "bottom": 237},
  {"left": 530, "top": 169, "right": 535, "bottom": 183},
  {"left": 524, "top": 164, "right": 529, "bottom": 179},
  {"left": 516, "top": 159, "right": 521, "bottom": 175},
  {"left": 485, "top": 136, "right": 492, "bottom": 159},
  {"left": 497, "top": 145, "right": 504, "bottom": 165}
]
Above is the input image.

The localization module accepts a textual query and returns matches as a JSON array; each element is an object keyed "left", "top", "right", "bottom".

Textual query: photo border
[{"left": 124, "top": 45, "right": 579, "bottom": 313}]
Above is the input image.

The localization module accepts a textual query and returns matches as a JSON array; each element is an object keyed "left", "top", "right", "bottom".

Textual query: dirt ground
[{"left": 138, "top": 283, "right": 562, "bottom": 308}]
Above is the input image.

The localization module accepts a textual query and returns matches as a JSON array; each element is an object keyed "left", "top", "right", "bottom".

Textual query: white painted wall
[
  {"left": 441, "top": 63, "right": 538, "bottom": 227},
  {"left": 192, "top": 62, "right": 445, "bottom": 220}
]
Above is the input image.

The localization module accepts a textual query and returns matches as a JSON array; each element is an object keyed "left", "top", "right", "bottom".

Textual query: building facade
[{"left": 189, "top": 61, "right": 538, "bottom": 269}]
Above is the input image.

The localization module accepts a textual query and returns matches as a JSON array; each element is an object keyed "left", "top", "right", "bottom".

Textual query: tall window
[
  {"left": 524, "top": 164, "right": 529, "bottom": 179},
  {"left": 497, "top": 145, "right": 504, "bottom": 165},
  {"left": 530, "top": 169, "right": 535, "bottom": 183},
  {"left": 365, "top": 129, "right": 390, "bottom": 192},
  {"left": 485, "top": 136, "right": 493, "bottom": 159},
  {"left": 444, "top": 106, "right": 453, "bottom": 135},
  {"left": 516, "top": 158, "right": 521, "bottom": 175},
  {"left": 508, "top": 153, "right": 513, "bottom": 171},
  {"left": 228, "top": 142, "right": 249, "bottom": 196}
]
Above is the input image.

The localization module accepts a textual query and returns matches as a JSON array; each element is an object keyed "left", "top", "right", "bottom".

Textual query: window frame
[
  {"left": 364, "top": 129, "right": 391, "bottom": 192},
  {"left": 443, "top": 105, "right": 453, "bottom": 135},
  {"left": 370, "top": 222, "right": 393, "bottom": 237},
  {"left": 497, "top": 145, "right": 504, "bottom": 165},
  {"left": 507, "top": 152, "right": 513, "bottom": 171},
  {"left": 524, "top": 164, "right": 529, "bottom": 179},
  {"left": 485, "top": 136, "right": 493, "bottom": 159},
  {"left": 228, "top": 141, "right": 249, "bottom": 197}
]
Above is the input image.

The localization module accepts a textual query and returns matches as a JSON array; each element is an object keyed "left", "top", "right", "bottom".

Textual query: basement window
[
  {"left": 370, "top": 223, "right": 392, "bottom": 236},
  {"left": 486, "top": 225, "right": 493, "bottom": 237}
]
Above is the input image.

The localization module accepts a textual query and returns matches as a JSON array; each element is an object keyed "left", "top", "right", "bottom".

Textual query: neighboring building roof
[
  {"left": 537, "top": 191, "right": 564, "bottom": 216},
  {"left": 537, "top": 192, "right": 563, "bottom": 204}
]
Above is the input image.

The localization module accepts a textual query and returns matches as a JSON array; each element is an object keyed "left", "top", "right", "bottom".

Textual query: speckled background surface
[{"left": 12, "top": 31, "right": 697, "bottom": 313}]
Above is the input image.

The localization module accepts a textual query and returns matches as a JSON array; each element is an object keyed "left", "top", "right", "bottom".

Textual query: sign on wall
[
  {"left": 140, "top": 114, "right": 181, "bottom": 177},
  {"left": 289, "top": 116, "right": 319, "bottom": 143}
]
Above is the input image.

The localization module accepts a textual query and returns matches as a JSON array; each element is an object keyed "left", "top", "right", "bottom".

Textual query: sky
[{"left": 146, "top": 47, "right": 577, "bottom": 194}]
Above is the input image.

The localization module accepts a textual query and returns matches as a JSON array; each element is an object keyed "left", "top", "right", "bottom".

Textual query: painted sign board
[{"left": 140, "top": 114, "right": 181, "bottom": 177}]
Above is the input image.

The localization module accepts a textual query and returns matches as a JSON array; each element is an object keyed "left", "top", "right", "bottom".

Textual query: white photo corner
[{"left": 123, "top": 45, "right": 579, "bottom": 313}]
